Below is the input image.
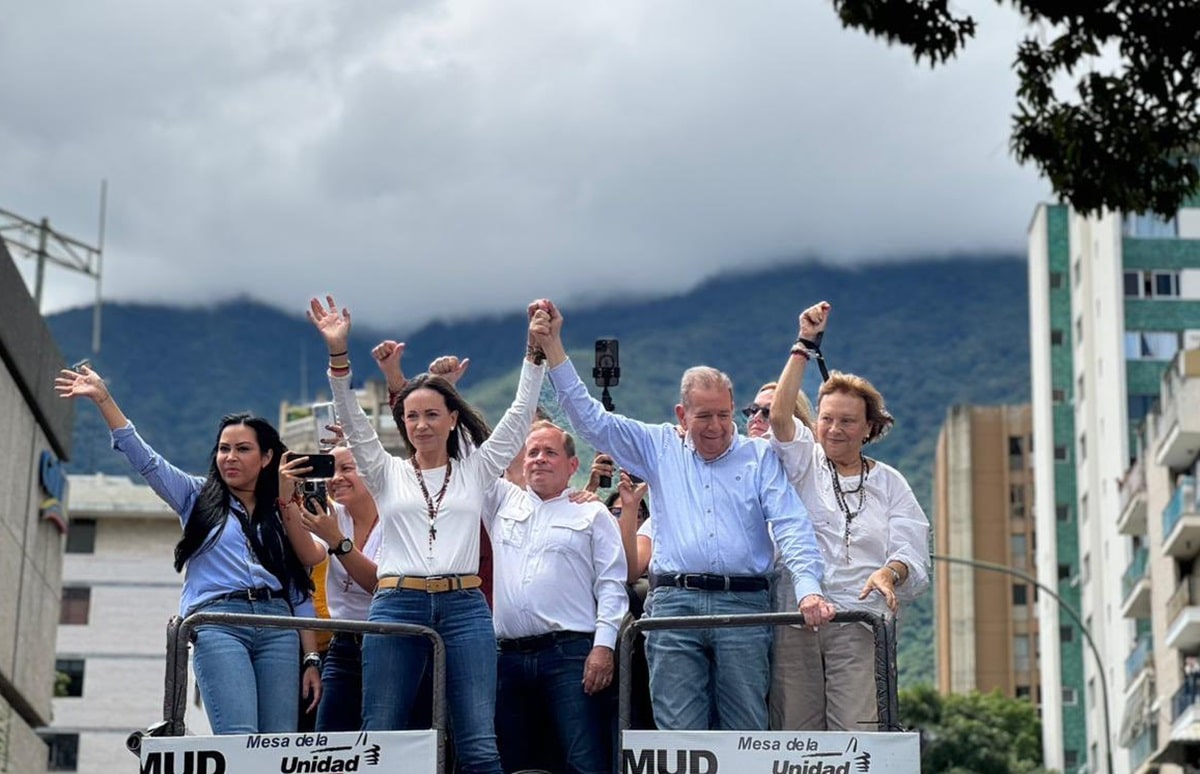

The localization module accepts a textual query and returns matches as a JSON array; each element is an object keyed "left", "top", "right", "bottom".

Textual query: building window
[
  {"left": 1073, "top": 257, "right": 1081, "bottom": 287},
  {"left": 1061, "top": 625, "right": 1075, "bottom": 643},
  {"left": 1056, "top": 504, "right": 1070, "bottom": 522},
  {"left": 1082, "top": 553, "right": 1091, "bottom": 583},
  {"left": 1122, "top": 213, "right": 1179, "bottom": 238},
  {"left": 1011, "top": 535, "right": 1028, "bottom": 570},
  {"left": 44, "top": 733, "right": 79, "bottom": 771},
  {"left": 59, "top": 587, "right": 91, "bottom": 625},
  {"left": 1124, "top": 330, "right": 1183, "bottom": 360},
  {"left": 55, "top": 659, "right": 85, "bottom": 697},
  {"left": 1012, "top": 584, "right": 1029, "bottom": 607},
  {"left": 1076, "top": 374, "right": 1085, "bottom": 401},
  {"left": 1062, "top": 687, "right": 1078, "bottom": 705},
  {"left": 1058, "top": 563, "right": 1072, "bottom": 582},
  {"left": 1050, "top": 329, "right": 1064, "bottom": 346},
  {"left": 1015, "top": 685, "right": 1031, "bottom": 700},
  {"left": 1009, "top": 485, "right": 1026, "bottom": 520},
  {"left": 1054, "top": 445, "right": 1069, "bottom": 462},
  {"left": 1049, "top": 271, "right": 1064, "bottom": 290},
  {"left": 1014, "top": 634, "right": 1031, "bottom": 672},
  {"left": 1088, "top": 678, "right": 1096, "bottom": 708},
  {"left": 1075, "top": 316, "right": 1083, "bottom": 343},
  {"left": 64, "top": 519, "right": 97, "bottom": 554},
  {"left": 1052, "top": 387, "right": 1066, "bottom": 404},
  {"left": 1064, "top": 749, "right": 1079, "bottom": 769},
  {"left": 1078, "top": 433, "right": 1087, "bottom": 462}
]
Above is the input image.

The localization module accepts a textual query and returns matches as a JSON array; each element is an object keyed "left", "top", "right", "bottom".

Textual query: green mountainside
[{"left": 47, "top": 256, "right": 1031, "bottom": 687}]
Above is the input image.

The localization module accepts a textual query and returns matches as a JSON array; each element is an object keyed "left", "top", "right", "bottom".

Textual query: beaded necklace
[
  {"left": 827, "top": 452, "right": 870, "bottom": 562},
  {"left": 412, "top": 457, "right": 452, "bottom": 560}
]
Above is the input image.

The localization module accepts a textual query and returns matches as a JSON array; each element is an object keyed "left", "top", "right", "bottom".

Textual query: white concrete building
[
  {"left": 1029, "top": 202, "right": 1200, "bottom": 773},
  {"left": 49, "top": 474, "right": 211, "bottom": 774}
]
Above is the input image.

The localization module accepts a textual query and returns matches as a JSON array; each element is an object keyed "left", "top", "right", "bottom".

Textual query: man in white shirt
[{"left": 485, "top": 421, "right": 629, "bottom": 774}]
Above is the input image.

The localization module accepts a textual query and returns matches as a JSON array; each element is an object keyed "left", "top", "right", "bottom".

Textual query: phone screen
[{"left": 312, "top": 402, "right": 336, "bottom": 450}]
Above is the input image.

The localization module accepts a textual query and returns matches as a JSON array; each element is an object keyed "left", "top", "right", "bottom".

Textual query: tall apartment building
[
  {"left": 49, "top": 474, "right": 212, "bottom": 774},
  {"left": 1028, "top": 201, "right": 1200, "bottom": 774},
  {"left": 1116, "top": 348, "right": 1200, "bottom": 771},
  {"left": 0, "top": 228, "right": 73, "bottom": 773},
  {"left": 934, "top": 404, "right": 1039, "bottom": 701}
]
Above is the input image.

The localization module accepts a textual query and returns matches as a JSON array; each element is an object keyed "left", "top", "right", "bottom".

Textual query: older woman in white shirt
[{"left": 768, "top": 300, "right": 930, "bottom": 732}]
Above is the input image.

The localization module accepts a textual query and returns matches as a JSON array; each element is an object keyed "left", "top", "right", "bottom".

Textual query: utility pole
[
  {"left": 933, "top": 553, "right": 1113, "bottom": 774},
  {"left": 0, "top": 181, "right": 107, "bottom": 355}
]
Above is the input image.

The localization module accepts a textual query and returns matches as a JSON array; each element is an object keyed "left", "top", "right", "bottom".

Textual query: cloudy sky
[{"left": 2, "top": 1, "right": 1047, "bottom": 330}]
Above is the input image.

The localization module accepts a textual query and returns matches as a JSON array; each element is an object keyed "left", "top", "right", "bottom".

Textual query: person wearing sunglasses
[{"left": 767, "top": 301, "right": 930, "bottom": 732}]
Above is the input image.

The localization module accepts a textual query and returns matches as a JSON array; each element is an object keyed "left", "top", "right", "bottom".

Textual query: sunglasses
[{"left": 741, "top": 404, "right": 770, "bottom": 420}]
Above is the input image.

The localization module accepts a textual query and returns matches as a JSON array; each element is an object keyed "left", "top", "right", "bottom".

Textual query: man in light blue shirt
[{"left": 530, "top": 299, "right": 834, "bottom": 730}]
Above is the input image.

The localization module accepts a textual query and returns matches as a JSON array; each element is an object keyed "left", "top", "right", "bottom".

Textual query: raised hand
[
  {"left": 586, "top": 453, "right": 615, "bottom": 492},
  {"left": 429, "top": 355, "right": 471, "bottom": 385},
  {"left": 54, "top": 364, "right": 111, "bottom": 405},
  {"left": 307, "top": 295, "right": 352, "bottom": 352},
  {"left": 798, "top": 301, "right": 831, "bottom": 341},
  {"left": 617, "top": 471, "right": 649, "bottom": 512},
  {"left": 371, "top": 340, "right": 407, "bottom": 391}
]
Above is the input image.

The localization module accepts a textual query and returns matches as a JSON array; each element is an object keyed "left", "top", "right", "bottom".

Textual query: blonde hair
[
  {"left": 817, "top": 371, "right": 894, "bottom": 444},
  {"left": 758, "top": 381, "right": 813, "bottom": 431}
]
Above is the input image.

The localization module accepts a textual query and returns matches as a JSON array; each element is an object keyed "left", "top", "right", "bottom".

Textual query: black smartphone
[
  {"left": 593, "top": 338, "right": 620, "bottom": 388},
  {"left": 628, "top": 473, "right": 644, "bottom": 485},
  {"left": 299, "top": 453, "right": 336, "bottom": 479}
]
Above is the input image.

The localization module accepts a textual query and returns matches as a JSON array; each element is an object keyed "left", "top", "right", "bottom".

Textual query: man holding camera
[{"left": 529, "top": 298, "right": 833, "bottom": 731}]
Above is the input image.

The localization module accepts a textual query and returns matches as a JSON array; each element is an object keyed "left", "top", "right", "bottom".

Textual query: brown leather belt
[{"left": 376, "top": 575, "right": 482, "bottom": 593}]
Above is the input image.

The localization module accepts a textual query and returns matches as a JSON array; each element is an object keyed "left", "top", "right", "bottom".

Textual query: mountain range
[{"left": 47, "top": 255, "right": 1032, "bottom": 686}]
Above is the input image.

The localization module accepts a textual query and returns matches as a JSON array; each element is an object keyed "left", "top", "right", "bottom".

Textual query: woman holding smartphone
[{"left": 55, "top": 364, "right": 321, "bottom": 734}]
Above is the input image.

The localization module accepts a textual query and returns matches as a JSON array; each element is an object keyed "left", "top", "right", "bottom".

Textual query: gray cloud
[{"left": 2, "top": 1, "right": 1045, "bottom": 330}]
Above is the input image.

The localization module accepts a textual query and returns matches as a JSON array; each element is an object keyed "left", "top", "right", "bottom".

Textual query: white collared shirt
[
  {"left": 484, "top": 482, "right": 629, "bottom": 650},
  {"left": 769, "top": 419, "right": 930, "bottom": 614}
]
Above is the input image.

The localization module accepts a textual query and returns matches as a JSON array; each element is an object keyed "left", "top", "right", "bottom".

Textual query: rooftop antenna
[{"left": 0, "top": 180, "right": 107, "bottom": 356}]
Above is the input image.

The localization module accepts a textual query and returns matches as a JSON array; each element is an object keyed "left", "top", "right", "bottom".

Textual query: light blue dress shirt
[
  {"left": 547, "top": 360, "right": 824, "bottom": 603},
  {"left": 111, "top": 423, "right": 312, "bottom": 617}
]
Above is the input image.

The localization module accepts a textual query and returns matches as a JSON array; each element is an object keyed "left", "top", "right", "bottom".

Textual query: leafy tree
[
  {"left": 901, "top": 684, "right": 1052, "bottom": 773},
  {"left": 830, "top": 0, "right": 1200, "bottom": 218}
]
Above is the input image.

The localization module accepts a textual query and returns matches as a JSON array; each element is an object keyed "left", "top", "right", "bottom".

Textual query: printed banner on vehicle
[
  {"left": 621, "top": 730, "right": 920, "bottom": 773},
  {"left": 139, "top": 729, "right": 437, "bottom": 774}
]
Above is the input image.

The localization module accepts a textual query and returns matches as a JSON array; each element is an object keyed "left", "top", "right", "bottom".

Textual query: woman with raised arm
[
  {"left": 54, "top": 365, "right": 319, "bottom": 734},
  {"left": 305, "top": 295, "right": 547, "bottom": 774},
  {"left": 767, "top": 301, "right": 930, "bottom": 732}
]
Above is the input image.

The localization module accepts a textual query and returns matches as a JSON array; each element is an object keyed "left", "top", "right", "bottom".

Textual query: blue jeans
[
  {"left": 362, "top": 588, "right": 502, "bottom": 774},
  {"left": 190, "top": 597, "right": 300, "bottom": 734},
  {"left": 495, "top": 632, "right": 613, "bottom": 774},
  {"left": 316, "top": 633, "right": 364, "bottom": 732},
  {"left": 644, "top": 586, "right": 771, "bottom": 730}
]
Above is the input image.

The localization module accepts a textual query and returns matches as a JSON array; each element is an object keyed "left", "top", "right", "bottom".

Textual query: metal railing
[
  {"left": 617, "top": 610, "right": 897, "bottom": 733},
  {"left": 133, "top": 613, "right": 448, "bottom": 773},
  {"left": 1121, "top": 545, "right": 1149, "bottom": 604},
  {"left": 1163, "top": 475, "right": 1197, "bottom": 539}
]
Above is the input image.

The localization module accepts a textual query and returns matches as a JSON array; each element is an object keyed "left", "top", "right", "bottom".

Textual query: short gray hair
[{"left": 680, "top": 366, "right": 734, "bottom": 408}]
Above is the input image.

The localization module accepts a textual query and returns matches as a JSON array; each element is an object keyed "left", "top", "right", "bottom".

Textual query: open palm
[{"left": 307, "top": 295, "right": 351, "bottom": 350}]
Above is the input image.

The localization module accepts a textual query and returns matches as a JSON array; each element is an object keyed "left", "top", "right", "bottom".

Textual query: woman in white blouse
[
  {"left": 768, "top": 300, "right": 930, "bottom": 732},
  {"left": 306, "top": 295, "right": 548, "bottom": 774}
]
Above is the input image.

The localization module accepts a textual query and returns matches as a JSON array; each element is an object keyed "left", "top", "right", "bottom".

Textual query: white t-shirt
[{"left": 313, "top": 502, "right": 384, "bottom": 622}]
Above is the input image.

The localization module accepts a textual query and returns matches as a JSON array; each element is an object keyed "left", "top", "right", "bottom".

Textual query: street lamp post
[{"left": 932, "top": 553, "right": 1113, "bottom": 774}]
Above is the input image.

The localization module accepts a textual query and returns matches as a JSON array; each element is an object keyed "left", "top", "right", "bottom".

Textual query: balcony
[
  {"left": 1154, "top": 349, "right": 1200, "bottom": 470},
  {"left": 1118, "top": 460, "right": 1149, "bottom": 535},
  {"left": 1121, "top": 545, "right": 1152, "bottom": 619},
  {"left": 1163, "top": 476, "right": 1200, "bottom": 558},
  {"left": 1130, "top": 723, "right": 1159, "bottom": 773},
  {"left": 1172, "top": 682, "right": 1200, "bottom": 745},
  {"left": 1166, "top": 576, "right": 1200, "bottom": 650},
  {"left": 1125, "top": 634, "right": 1155, "bottom": 686}
]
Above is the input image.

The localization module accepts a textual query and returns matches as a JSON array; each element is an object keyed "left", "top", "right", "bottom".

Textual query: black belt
[
  {"left": 213, "top": 587, "right": 282, "bottom": 603},
  {"left": 497, "top": 630, "right": 591, "bottom": 653},
  {"left": 331, "top": 632, "right": 364, "bottom": 646},
  {"left": 652, "top": 573, "right": 769, "bottom": 592}
]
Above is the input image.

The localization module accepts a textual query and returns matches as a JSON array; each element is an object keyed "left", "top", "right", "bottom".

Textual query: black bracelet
[{"left": 328, "top": 350, "right": 348, "bottom": 359}]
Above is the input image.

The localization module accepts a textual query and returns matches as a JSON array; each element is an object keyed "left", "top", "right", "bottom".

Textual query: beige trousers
[{"left": 768, "top": 621, "right": 879, "bottom": 731}]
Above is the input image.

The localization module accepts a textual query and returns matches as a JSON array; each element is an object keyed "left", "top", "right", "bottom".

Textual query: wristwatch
[
  {"left": 329, "top": 537, "right": 354, "bottom": 557},
  {"left": 302, "top": 652, "right": 321, "bottom": 670}
]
